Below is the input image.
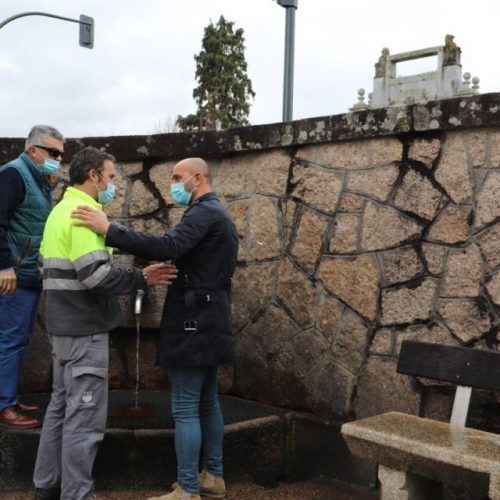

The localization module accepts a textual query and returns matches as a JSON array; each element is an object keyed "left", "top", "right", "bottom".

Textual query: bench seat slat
[{"left": 397, "top": 340, "right": 500, "bottom": 391}]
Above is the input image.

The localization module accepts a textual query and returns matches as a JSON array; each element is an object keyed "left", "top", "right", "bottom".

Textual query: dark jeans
[{"left": 0, "top": 286, "right": 40, "bottom": 411}]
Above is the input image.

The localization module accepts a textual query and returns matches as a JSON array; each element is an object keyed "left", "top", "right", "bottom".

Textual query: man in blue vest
[{"left": 0, "top": 125, "right": 64, "bottom": 429}]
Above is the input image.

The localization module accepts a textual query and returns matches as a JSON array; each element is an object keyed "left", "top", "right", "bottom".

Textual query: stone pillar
[
  {"left": 490, "top": 475, "right": 500, "bottom": 500},
  {"left": 379, "top": 465, "right": 439, "bottom": 500},
  {"left": 372, "top": 77, "right": 388, "bottom": 108},
  {"left": 440, "top": 64, "right": 462, "bottom": 97}
]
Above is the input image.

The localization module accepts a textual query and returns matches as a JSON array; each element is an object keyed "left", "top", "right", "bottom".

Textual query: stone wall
[{"left": 5, "top": 92, "right": 500, "bottom": 428}]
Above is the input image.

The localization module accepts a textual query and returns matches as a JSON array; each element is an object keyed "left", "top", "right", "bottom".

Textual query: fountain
[
  {"left": 1, "top": 289, "right": 292, "bottom": 490},
  {"left": 110, "top": 288, "right": 157, "bottom": 425}
]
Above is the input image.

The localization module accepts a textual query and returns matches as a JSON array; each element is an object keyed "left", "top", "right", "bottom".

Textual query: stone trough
[{"left": 0, "top": 390, "right": 287, "bottom": 490}]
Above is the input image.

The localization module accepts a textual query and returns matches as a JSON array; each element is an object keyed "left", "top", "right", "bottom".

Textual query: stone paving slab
[{"left": 1, "top": 478, "right": 377, "bottom": 500}]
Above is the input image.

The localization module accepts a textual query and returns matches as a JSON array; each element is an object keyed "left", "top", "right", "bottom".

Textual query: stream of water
[{"left": 134, "top": 315, "right": 140, "bottom": 409}]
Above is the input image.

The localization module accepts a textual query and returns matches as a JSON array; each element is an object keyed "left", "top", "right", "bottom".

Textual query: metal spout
[{"left": 134, "top": 289, "right": 145, "bottom": 315}]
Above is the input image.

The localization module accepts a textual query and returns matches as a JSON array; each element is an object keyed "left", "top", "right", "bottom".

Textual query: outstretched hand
[
  {"left": 72, "top": 205, "right": 110, "bottom": 235},
  {"left": 143, "top": 263, "right": 178, "bottom": 287}
]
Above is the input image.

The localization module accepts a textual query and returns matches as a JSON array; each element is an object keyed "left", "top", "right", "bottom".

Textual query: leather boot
[
  {"left": 171, "top": 470, "right": 225, "bottom": 499},
  {"left": 198, "top": 470, "right": 226, "bottom": 499},
  {"left": 34, "top": 486, "right": 60, "bottom": 500},
  {"left": 0, "top": 406, "right": 40, "bottom": 428},
  {"left": 18, "top": 401, "right": 40, "bottom": 412},
  {"left": 148, "top": 485, "right": 201, "bottom": 500}
]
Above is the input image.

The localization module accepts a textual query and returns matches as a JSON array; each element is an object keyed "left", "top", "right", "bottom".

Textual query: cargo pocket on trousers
[{"left": 71, "top": 366, "right": 107, "bottom": 411}]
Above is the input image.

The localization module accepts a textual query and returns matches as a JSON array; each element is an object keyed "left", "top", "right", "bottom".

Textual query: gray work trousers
[{"left": 33, "top": 333, "right": 109, "bottom": 500}]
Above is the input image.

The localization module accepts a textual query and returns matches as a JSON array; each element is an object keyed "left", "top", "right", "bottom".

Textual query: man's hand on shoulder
[
  {"left": 143, "top": 263, "right": 178, "bottom": 287},
  {"left": 0, "top": 268, "right": 16, "bottom": 295},
  {"left": 71, "top": 205, "right": 111, "bottom": 235}
]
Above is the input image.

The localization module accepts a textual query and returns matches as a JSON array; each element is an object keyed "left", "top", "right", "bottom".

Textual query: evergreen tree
[{"left": 177, "top": 16, "right": 255, "bottom": 131}]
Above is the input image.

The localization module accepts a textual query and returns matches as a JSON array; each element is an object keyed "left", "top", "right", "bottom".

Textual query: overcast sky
[{"left": 1, "top": 0, "right": 499, "bottom": 138}]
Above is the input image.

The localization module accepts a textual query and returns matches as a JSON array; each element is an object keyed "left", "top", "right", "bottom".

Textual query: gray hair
[{"left": 25, "top": 125, "right": 64, "bottom": 150}]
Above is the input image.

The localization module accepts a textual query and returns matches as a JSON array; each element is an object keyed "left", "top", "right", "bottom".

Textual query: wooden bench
[{"left": 341, "top": 341, "right": 500, "bottom": 499}]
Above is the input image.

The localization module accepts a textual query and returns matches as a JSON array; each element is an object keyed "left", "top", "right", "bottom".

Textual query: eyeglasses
[{"left": 34, "top": 145, "right": 64, "bottom": 159}]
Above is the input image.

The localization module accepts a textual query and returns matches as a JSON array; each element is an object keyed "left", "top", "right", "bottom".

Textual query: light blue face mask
[
  {"left": 39, "top": 158, "right": 60, "bottom": 176},
  {"left": 170, "top": 176, "right": 195, "bottom": 206},
  {"left": 95, "top": 178, "right": 116, "bottom": 205}
]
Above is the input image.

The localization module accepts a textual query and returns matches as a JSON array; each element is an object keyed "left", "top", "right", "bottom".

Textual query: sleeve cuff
[{"left": 105, "top": 222, "right": 127, "bottom": 247}]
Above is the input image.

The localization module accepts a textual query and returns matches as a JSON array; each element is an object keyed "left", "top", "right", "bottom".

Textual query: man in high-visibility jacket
[{"left": 33, "top": 146, "right": 177, "bottom": 500}]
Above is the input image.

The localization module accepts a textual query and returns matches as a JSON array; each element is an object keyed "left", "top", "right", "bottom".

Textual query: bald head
[
  {"left": 175, "top": 157, "right": 210, "bottom": 181},
  {"left": 171, "top": 157, "right": 212, "bottom": 204}
]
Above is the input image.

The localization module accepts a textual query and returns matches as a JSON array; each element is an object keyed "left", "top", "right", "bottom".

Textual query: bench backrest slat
[{"left": 397, "top": 340, "right": 500, "bottom": 391}]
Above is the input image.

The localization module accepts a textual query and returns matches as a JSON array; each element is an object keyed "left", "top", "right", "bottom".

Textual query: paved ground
[{"left": 2, "top": 477, "right": 378, "bottom": 499}]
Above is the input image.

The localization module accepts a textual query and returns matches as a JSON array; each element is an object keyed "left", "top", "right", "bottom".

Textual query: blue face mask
[
  {"left": 39, "top": 158, "right": 60, "bottom": 176},
  {"left": 94, "top": 178, "right": 116, "bottom": 205},
  {"left": 170, "top": 176, "right": 195, "bottom": 206}
]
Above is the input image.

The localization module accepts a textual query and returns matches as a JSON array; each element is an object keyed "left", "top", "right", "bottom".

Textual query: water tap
[{"left": 134, "top": 289, "right": 145, "bottom": 315}]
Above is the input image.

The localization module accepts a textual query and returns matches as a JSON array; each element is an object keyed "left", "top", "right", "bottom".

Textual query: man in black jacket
[{"left": 73, "top": 157, "right": 238, "bottom": 500}]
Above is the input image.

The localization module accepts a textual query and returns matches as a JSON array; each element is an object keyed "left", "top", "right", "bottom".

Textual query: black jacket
[{"left": 106, "top": 192, "right": 238, "bottom": 367}]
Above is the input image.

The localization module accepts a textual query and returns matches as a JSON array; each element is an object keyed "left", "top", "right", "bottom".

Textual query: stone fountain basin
[
  {"left": 24, "top": 389, "right": 281, "bottom": 430},
  {"left": 1, "top": 390, "right": 374, "bottom": 491},
  {"left": 0, "top": 390, "right": 287, "bottom": 490}
]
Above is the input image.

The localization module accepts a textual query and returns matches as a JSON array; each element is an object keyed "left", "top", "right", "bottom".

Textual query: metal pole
[
  {"left": 277, "top": 0, "right": 297, "bottom": 122},
  {"left": 283, "top": 6, "right": 296, "bottom": 121}
]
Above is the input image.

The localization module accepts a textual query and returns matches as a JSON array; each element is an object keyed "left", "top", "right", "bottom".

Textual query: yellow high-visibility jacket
[{"left": 40, "top": 186, "right": 145, "bottom": 336}]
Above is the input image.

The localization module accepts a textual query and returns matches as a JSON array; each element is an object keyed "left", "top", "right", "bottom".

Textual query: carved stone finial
[
  {"left": 375, "top": 47, "right": 390, "bottom": 78},
  {"left": 443, "top": 34, "right": 461, "bottom": 66},
  {"left": 350, "top": 88, "right": 369, "bottom": 111},
  {"left": 472, "top": 76, "right": 480, "bottom": 93},
  {"left": 455, "top": 72, "right": 474, "bottom": 97}
]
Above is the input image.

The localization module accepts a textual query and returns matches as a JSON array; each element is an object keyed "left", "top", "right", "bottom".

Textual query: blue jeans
[
  {"left": 170, "top": 366, "right": 224, "bottom": 494},
  {"left": 0, "top": 286, "right": 41, "bottom": 411}
]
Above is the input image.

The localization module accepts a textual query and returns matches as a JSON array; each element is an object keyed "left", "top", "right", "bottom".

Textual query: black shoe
[{"left": 34, "top": 487, "right": 61, "bottom": 500}]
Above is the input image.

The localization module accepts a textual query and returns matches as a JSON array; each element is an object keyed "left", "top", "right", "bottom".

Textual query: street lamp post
[
  {"left": 0, "top": 11, "right": 94, "bottom": 48},
  {"left": 276, "top": 0, "right": 298, "bottom": 122}
]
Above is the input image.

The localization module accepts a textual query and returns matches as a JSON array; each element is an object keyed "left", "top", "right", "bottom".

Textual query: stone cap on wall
[{"left": 1, "top": 92, "right": 500, "bottom": 163}]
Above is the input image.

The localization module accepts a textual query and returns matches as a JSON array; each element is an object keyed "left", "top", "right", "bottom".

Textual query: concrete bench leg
[
  {"left": 379, "top": 465, "right": 437, "bottom": 500},
  {"left": 490, "top": 475, "right": 500, "bottom": 500}
]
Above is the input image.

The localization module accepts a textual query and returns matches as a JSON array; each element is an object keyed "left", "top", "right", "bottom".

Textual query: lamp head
[{"left": 275, "top": 0, "right": 298, "bottom": 8}]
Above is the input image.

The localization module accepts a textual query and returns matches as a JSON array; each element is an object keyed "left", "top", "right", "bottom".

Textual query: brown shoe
[
  {"left": 171, "top": 470, "right": 225, "bottom": 499},
  {"left": 148, "top": 485, "right": 201, "bottom": 499},
  {"left": 17, "top": 401, "right": 40, "bottom": 412},
  {"left": 198, "top": 470, "right": 226, "bottom": 499},
  {"left": 0, "top": 406, "right": 40, "bottom": 428}
]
